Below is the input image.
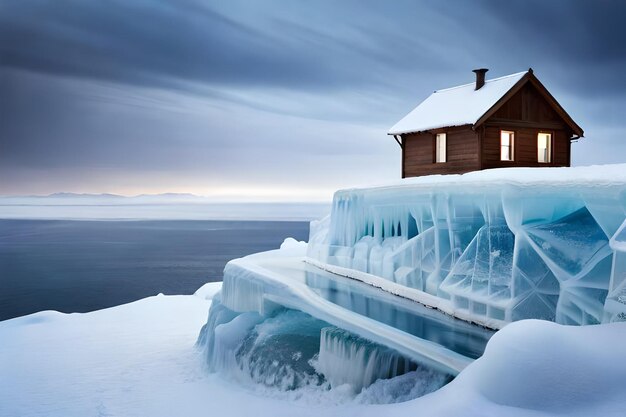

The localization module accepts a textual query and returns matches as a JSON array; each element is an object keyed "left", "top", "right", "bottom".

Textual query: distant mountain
[{"left": 46, "top": 192, "right": 125, "bottom": 199}]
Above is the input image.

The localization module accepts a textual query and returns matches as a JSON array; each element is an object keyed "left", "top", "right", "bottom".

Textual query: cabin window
[
  {"left": 500, "top": 130, "right": 514, "bottom": 161},
  {"left": 435, "top": 133, "right": 446, "bottom": 163},
  {"left": 537, "top": 132, "right": 552, "bottom": 163}
]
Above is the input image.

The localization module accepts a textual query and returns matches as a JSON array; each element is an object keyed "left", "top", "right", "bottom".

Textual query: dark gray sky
[{"left": 1, "top": 0, "right": 625, "bottom": 200}]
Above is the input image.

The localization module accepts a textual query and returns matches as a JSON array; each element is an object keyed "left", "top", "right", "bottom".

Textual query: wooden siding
[
  {"left": 491, "top": 82, "right": 565, "bottom": 126},
  {"left": 480, "top": 127, "right": 570, "bottom": 169},
  {"left": 402, "top": 126, "right": 480, "bottom": 177},
  {"left": 481, "top": 82, "right": 571, "bottom": 169}
]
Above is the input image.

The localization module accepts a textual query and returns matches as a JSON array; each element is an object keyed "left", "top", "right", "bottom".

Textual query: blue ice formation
[
  {"left": 198, "top": 292, "right": 451, "bottom": 396},
  {"left": 199, "top": 165, "right": 626, "bottom": 400},
  {"left": 307, "top": 166, "right": 626, "bottom": 327},
  {"left": 197, "top": 249, "right": 480, "bottom": 394}
]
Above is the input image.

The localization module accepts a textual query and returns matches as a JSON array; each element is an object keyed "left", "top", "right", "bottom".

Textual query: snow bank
[
  {"left": 2, "top": 293, "right": 625, "bottom": 416},
  {"left": 428, "top": 319, "right": 626, "bottom": 416},
  {"left": 474, "top": 320, "right": 626, "bottom": 412},
  {"left": 0, "top": 294, "right": 213, "bottom": 417},
  {"left": 194, "top": 281, "right": 223, "bottom": 300}
]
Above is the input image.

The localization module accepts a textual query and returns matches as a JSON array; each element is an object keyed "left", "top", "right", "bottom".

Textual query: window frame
[
  {"left": 435, "top": 132, "right": 447, "bottom": 163},
  {"left": 537, "top": 131, "right": 553, "bottom": 164},
  {"left": 500, "top": 130, "right": 515, "bottom": 162}
]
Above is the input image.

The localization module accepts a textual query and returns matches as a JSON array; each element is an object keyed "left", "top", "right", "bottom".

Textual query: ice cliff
[
  {"left": 307, "top": 164, "right": 626, "bottom": 328},
  {"left": 199, "top": 164, "right": 626, "bottom": 401}
]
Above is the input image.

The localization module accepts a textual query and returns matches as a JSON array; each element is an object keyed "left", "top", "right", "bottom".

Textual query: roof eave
[
  {"left": 527, "top": 76, "right": 584, "bottom": 138},
  {"left": 389, "top": 123, "right": 475, "bottom": 136}
]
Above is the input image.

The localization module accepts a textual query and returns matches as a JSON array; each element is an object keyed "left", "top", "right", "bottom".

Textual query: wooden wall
[
  {"left": 481, "top": 82, "right": 571, "bottom": 169},
  {"left": 490, "top": 82, "right": 564, "bottom": 125},
  {"left": 480, "top": 127, "right": 570, "bottom": 169},
  {"left": 402, "top": 125, "right": 479, "bottom": 177}
]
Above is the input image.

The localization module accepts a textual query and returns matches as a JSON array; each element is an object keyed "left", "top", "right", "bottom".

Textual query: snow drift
[{"left": 4, "top": 290, "right": 626, "bottom": 416}]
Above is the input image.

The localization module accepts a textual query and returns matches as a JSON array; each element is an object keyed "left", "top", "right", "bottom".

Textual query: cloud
[
  {"left": 3, "top": 0, "right": 626, "bottom": 96},
  {"left": 0, "top": 0, "right": 403, "bottom": 92},
  {"left": 1, "top": 0, "right": 625, "bottom": 198},
  {"left": 0, "top": 68, "right": 397, "bottom": 197}
]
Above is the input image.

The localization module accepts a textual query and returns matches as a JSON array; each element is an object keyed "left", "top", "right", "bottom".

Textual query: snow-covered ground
[{"left": 2, "top": 284, "right": 625, "bottom": 417}]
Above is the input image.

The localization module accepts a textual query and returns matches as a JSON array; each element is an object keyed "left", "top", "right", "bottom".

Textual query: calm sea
[{"left": 0, "top": 219, "right": 309, "bottom": 321}]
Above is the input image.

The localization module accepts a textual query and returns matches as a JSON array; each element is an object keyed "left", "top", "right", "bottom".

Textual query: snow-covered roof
[{"left": 388, "top": 71, "right": 528, "bottom": 135}]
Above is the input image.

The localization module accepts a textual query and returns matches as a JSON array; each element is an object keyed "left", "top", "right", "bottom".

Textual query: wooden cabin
[{"left": 389, "top": 69, "right": 583, "bottom": 178}]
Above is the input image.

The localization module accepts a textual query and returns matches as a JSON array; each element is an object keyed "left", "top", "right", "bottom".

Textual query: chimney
[{"left": 472, "top": 68, "right": 489, "bottom": 90}]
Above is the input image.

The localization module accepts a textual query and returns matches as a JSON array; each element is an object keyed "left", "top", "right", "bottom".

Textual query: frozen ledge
[
  {"left": 220, "top": 254, "right": 474, "bottom": 375},
  {"left": 308, "top": 164, "right": 626, "bottom": 326},
  {"left": 305, "top": 257, "right": 507, "bottom": 330}
]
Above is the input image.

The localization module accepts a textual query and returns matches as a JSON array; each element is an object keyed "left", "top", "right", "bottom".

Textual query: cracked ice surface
[{"left": 307, "top": 165, "right": 626, "bottom": 327}]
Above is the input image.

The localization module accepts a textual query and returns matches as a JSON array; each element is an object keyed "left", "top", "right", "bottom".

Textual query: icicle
[
  {"left": 308, "top": 174, "right": 623, "bottom": 326},
  {"left": 315, "top": 327, "right": 418, "bottom": 392}
]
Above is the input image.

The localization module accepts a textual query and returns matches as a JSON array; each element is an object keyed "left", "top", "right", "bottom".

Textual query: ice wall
[
  {"left": 307, "top": 165, "right": 626, "bottom": 327},
  {"left": 198, "top": 297, "right": 448, "bottom": 395},
  {"left": 205, "top": 255, "right": 473, "bottom": 375}
]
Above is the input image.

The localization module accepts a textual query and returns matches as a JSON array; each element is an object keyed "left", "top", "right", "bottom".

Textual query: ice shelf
[
  {"left": 307, "top": 165, "right": 626, "bottom": 328},
  {"left": 198, "top": 243, "right": 494, "bottom": 387},
  {"left": 200, "top": 165, "right": 626, "bottom": 397}
]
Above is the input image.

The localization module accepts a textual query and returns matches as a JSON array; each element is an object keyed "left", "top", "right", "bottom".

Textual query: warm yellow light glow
[
  {"left": 435, "top": 133, "right": 446, "bottom": 163},
  {"left": 538, "top": 132, "right": 552, "bottom": 163},
  {"left": 500, "top": 130, "right": 514, "bottom": 161}
]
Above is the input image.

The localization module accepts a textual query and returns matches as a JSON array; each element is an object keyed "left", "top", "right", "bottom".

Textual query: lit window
[
  {"left": 500, "top": 130, "right": 514, "bottom": 161},
  {"left": 538, "top": 132, "right": 552, "bottom": 163},
  {"left": 435, "top": 133, "right": 446, "bottom": 163}
]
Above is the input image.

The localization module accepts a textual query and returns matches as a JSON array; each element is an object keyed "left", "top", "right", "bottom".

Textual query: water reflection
[{"left": 262, "top": 260, "right": 494, "bottom": 359}]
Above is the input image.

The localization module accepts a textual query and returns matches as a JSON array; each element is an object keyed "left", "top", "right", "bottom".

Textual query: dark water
[{"left": 0, "top": 219, "right": 309, "bottom": 321}]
